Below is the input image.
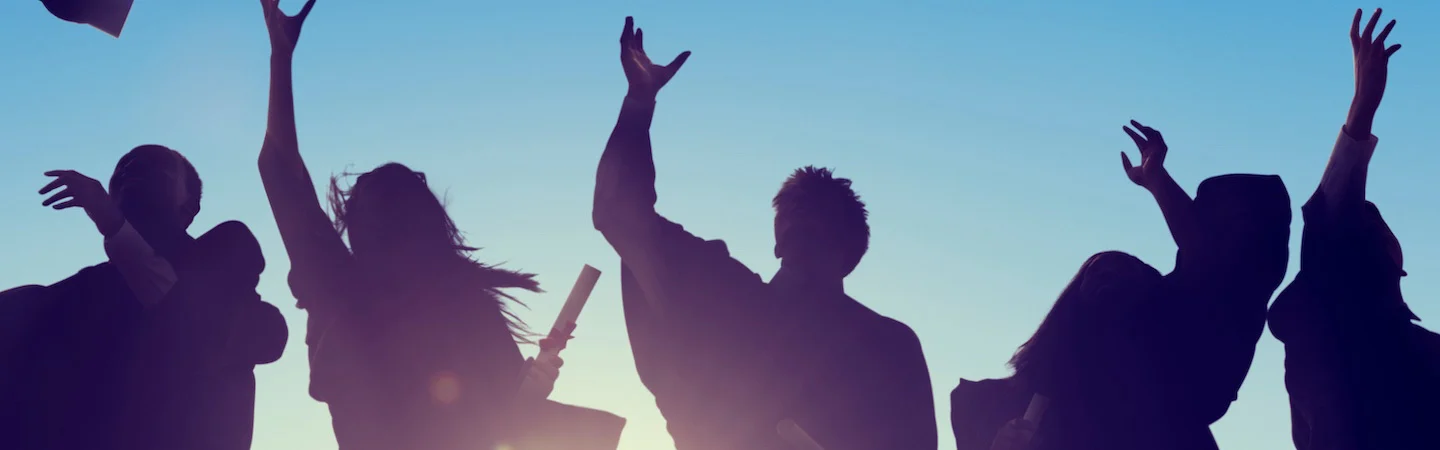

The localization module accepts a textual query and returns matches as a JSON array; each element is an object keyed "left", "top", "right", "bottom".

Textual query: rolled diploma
[
  {"left": 777, "top": 419, "right": 825, "bottom": 450},
  {"left": 542, "top": 264, "right": 602, "bottom": 356},
  {"left": 1023, "top": 393, "right": 1050, "bottom": 425}
]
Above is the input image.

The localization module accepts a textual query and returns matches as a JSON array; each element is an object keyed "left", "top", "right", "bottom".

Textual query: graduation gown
[
  {"left": 616, "top": 217, "right": 937, "bottom": 450},
  {"left": 294, "top": 262, "right": 624, "bottom": 450},
  {"left": 1269, "top": 191, "right": 1440, "bottom": 450},
  {"left": 950, "top": 175, "right": 1291, "bottom": 450},
  {"left": 0, "top": 220, "right": 288, "bottom": 450}
]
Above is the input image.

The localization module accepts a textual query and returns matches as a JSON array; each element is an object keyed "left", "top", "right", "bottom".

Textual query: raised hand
[
  {"left": 1348, "top": 8, "right": 1400, "bottom": 135},
  {"left": 620, "top": 16, "right": 692, "bottom": 100},
  {"left": 40, "top": 170, "right": 125, "bottom": 237},
  {"left": 1121, "top": 120, "right": 1169, "bottom": 189},
  {"left": 261, "top": 0, "right": 317, "bottom": 57}
]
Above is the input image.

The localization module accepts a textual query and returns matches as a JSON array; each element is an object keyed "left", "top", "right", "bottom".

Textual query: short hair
[
  {"left": 110, "top": 144, "right": 203, "bottom": 208},
  {"left": 771, "top": 166, "right": 870, "bottom": 269}
]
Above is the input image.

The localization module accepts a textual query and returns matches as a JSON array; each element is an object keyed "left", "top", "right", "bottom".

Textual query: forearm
[
  {"left": 258, "top": 53, "right": 349, "bottom": 298},
  {"left": 103, "top": 220, "right": 178, "bottom": 308},
  {"left": 593, "top": 95, "right": 660, "bottom": 232},
  {"left": 261, "top": 55, "right": 301, "bottom": 163},
  {"left": 1146, "top": 168, "right": 1199, "bottom": 252},
  {"left": 1320, "top": 123, "right": 1379, "bottom": 218}
]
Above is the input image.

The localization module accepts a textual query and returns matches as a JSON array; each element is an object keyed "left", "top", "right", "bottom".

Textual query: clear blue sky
[{"left": 3, "top": 1, "right": 1439, "bottom": 449}]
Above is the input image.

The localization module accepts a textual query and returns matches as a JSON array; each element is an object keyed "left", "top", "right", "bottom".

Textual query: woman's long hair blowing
[
  {"left": 327, "top": 162, "right": 541, "bottom": 342},
  {"left": 1009, "top": 251, "right": 1160, "bottom": 396}
]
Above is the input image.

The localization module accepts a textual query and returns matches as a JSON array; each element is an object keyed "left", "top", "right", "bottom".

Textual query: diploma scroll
[
  {"left": 777, "top": 419, "right": 825, "bottom": 450},
  {"left": 542, "top": 264, "right": 601, "bottom": 355},
  {"left": 41, "top": 0, "right": 135, "bottom": 37},
  {"left": 1023, "top": 393, "right": 1050, "bottom": 425}
]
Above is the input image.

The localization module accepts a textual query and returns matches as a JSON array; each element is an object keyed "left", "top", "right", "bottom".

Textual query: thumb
[
  {"left": 296, "top": 0, "right": 317, "bottom": 21},
  {"left": 1121, "top": 152, "right": 1134, "bottom": 171},
  {"left": 667, "top": 51, "right": 692, "bottom": 72}
]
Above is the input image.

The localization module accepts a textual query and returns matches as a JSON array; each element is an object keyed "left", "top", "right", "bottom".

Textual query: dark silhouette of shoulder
[{"left": 951, "top": 378, "right": 1027, "bottom": 450}]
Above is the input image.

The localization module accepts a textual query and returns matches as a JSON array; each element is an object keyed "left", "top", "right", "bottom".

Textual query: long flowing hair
[
  {"left": 326, "top": 162, "right": 541, "bottom": 342},
  {"left": 1008, "top": 251, "right": 1160, "bottom": 395}
]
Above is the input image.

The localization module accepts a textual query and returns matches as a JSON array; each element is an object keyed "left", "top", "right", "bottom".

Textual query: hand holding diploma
[
  {"left": 990, "top": 394, "right": 1048, "bottom": 450},
  {"left": 518, "top": 265, "right": 602, "bottom": 400}
]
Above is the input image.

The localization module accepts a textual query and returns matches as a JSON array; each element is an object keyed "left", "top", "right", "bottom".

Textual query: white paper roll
[
  {"left": 777, "top": 419, "right": 825, "bottom": 450},
  {"left": 1023, "top": 393, "right": 1050, "bottom": 424},
  {"left": 549, "top": 264, "right": 602, "bottom": 341}
]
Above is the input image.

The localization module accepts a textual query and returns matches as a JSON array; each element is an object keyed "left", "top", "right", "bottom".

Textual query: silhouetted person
[
  {"left": 256, "top": 2, "right": 620, "bottom": 449},
  {"left": 953, "top": 252, "right": 1165, "bottom": 450},
  {"left": 1268, "top": 9, "right": 1440, "bottom": 450},
  {"left": 39, "top": 0, "right": 134, "bottom": 37},
  {"left": 593, "top": 17, "right": 937, "bottom": 450},
  {"left": 954, "top": 122, "right": 1290, "bottom": 450},
  {"left": 0, "top": 144, "right": 288, "bottom": 450}
]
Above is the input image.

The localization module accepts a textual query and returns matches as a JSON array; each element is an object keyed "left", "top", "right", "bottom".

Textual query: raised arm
[
  {"left": 1319, "top": 8, "right": 1400, "bottom": 217},
  {"left": 592, "top": 16, "right": 690, "bottom": 240},
  {"left": 593, "top": 17, "right": 708, "bottom": 316},
  {"left": 255, "top": 0, "right": 349, "bottom": 309},
  {"left": 1120, "top": 121, "right": 1199, "bottom": 253}
]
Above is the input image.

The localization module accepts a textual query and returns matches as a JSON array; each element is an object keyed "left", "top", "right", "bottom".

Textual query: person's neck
[{"left": 770, "top": 265, "right": 845, "bottom": 299}]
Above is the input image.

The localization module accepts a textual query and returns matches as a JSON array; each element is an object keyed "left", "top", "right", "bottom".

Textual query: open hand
[
  {"left": 261, "top": 0, "right": 317, "bottom": 56},
  {"left": 1348, "top": 8, "right": 1400, "bottom": 133},
  {"left": 989, "top": 418, "right": 1038, "bottom": 450},
  {"left": 1121, "top": 120, "right": 1169, "bottom": 189},
  {"left": 40, "top": 170, "right": 125, "bottom": 237},
  {"left": 620, "top": 16, "right": 691, "bottom": 100}
]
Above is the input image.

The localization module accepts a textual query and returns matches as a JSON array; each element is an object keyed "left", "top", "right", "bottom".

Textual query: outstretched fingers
[
  {"left": 621, "top": 16, "right": 634, "bottom": 45},
  {"left": 1130, "top": 120, "right": 1163, "bottom": 142},
  {"left": 39, "top": 170, "right": 75, "bottom": 195},
  {"left": 1124, "top": 125, "right": 1147, "bottom": 151},
  {"left": 635, "top": 28, "right": 645, "bottom": 53},
  {"left": 1375, "top": 19, "right": 1395, "bottom": 47},
  {"left": 43, "top": 190, "right": 75, "bottom": 208},
  {"left": 1362, "top": 8, "right": 1381, "bottom": 43},
  {"left": 1351, "top": 9, "right": 1362, "bottom": 45}
]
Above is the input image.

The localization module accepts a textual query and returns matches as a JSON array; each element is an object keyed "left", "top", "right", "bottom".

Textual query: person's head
[
  {"left": 1182, "top": 174, "right": 1291, "bottom": 293},
  {"left": 329, "top": 162, "right": 540, "bottom": 338},
  {"left": 772, "top": 166, "right": 869, "bottom": 279},
  {"left": 108, "top": 145, "right": 202, "bottom": 233},
  {"left": 329, "top": 163, "right": 466, "bottom": 274},
  {"left": 1009, "top": 251, "right": 1160, "bottom": 395}
]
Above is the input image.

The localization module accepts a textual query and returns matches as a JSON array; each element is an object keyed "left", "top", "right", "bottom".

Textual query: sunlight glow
[{"left": 429, "top": 370, "right": 461, "bottom": 405}]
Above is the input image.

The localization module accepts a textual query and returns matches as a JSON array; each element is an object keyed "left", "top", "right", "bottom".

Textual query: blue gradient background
[{"left": 3, "top": 1, "right": 1439, "bottom": 449}]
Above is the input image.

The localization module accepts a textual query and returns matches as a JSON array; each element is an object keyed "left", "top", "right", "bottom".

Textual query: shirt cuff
[{"left": 103, "top": 221, "right": 179, "bottom": 308}]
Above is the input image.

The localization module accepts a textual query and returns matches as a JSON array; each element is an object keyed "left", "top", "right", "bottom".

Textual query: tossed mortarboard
[{"left": 40, "top": 0, "right": 135, "bottom": 38}]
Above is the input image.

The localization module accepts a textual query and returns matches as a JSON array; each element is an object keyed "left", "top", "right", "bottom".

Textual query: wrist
[
  {"left": 1143, "top": 168, "right": 1172, "bottom": 194},
  {"left": 1346, "top": 102, "right": 1377, "bottom": 138},
  {"left": 96, "top": 208, "right": 126, "bottom": 238},
  {"left": 624, "top": 89, "right": 658, "bottom": 105},
  {"left": 270, "top": 50, "right": 296, "bottom": 65}
]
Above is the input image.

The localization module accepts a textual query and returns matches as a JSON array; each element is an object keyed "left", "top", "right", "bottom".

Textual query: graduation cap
[{"left": 40, "top": 0, "right": 135, "bottom": 38}]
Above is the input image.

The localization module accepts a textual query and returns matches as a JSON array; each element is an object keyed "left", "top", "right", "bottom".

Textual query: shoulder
[
  {"left": 846, "top": 305, "right": 926, "bottom": 361},
  {"left": 49, "top": 263, "right": 122, "bottom": 293}
]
